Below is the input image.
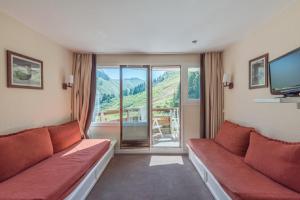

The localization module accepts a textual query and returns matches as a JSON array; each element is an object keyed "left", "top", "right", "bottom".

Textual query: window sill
[
  {"left": 184, "top": 99, "right": 201, "bottom": 106},
  {"left": 91, "top": 122, "right": 120, "bottom": 127}
]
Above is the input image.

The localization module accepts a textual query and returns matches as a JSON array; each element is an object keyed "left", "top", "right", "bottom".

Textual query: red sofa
[
  {"left": 0, "top": 121, "right": 112, "bottom": 200},
  {"left": 188, "top": 121, "right": 300, "bottom": 200}
]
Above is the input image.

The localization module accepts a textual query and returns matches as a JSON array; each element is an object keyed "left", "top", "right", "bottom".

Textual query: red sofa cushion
[
  {"left": 245, "top": 131, "right": 300, "bottom": 193},
  {"left": 0, "top": 128, "right": 53, "bottom": 182},
  {"left": 0, "top": 139, "right": 110, "bottom": 200},
  {"left": 188, "top": 139, "right": 300, "bottom": 200},
  {"left": 214, "top": 120, "right": 253, "bottom": 156},
  {"left": 48, "top": 120, "right": 82, "bottom": 153}
]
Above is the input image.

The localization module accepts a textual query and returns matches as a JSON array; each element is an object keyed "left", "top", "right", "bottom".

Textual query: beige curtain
[
  {"left": 202, "top": 52, "right": 224, "bottom": 139},
  {"left": 71, "top": 53, "right": 93, "bottom": 137}
]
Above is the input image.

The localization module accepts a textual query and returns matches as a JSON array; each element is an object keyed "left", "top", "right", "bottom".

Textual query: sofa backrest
[
  {"left": 0, "top": 127, "right": 53, "bottom": 182},
  {"left": 245, "top": 131, "right": 300, "bottom": 193},
  {"left": 214, "top": 120, "right": 254, "bottom": 156},
  {"left": 48, "top": 120, "right": 82, "bottom": 153}
]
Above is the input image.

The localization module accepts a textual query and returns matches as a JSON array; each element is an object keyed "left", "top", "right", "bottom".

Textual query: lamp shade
[
  {"left": 65, "top": 75, "right": 74, "bottom": 84},
  {"left": 222, "top": 73, "right": 231, "bottom": 83},
  {"left": 68, "top": 75, "right": 74, "bottom": 84}
]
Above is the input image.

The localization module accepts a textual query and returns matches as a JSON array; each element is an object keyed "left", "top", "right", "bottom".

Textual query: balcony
[{"left": 94, "top": 107, "right": 180, "bottom": 147}]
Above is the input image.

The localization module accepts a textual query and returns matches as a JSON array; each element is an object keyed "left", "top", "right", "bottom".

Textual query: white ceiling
[{"left": 0, "top": 0, "right": 295, "bottom": 53}]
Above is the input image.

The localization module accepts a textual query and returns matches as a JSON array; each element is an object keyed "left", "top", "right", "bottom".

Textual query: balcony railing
[
  {"left": 94, "top": 107, "right": 180, "bottom": 145},
  {"left": 95, "top": 108, "right": 178, "bottom": 122}
]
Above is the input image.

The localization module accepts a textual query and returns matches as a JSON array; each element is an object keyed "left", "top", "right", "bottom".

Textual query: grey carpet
[{"left": 87, "top": 154, "right": 214, "bottom": 200}]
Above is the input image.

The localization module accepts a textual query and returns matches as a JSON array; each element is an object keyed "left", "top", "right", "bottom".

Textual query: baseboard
[{"left": 115, "top": 147, "right": 187, "bottom": 154}]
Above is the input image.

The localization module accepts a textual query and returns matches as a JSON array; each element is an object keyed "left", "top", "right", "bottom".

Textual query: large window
[
  {"left": 92, "top": 66, "right": 120, "bottom": 123},
  {"left": 188, "top": 67, "right": 200, "bottom": 100}
]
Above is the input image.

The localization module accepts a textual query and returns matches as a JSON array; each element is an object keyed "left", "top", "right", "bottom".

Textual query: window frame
[{"left": 91, "top": 65, "right": 201, "bottom": 126}]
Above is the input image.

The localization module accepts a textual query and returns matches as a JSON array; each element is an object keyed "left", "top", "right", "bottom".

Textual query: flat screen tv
[{"left": 269, "top": 47, "right": 300, "bottom": 97}]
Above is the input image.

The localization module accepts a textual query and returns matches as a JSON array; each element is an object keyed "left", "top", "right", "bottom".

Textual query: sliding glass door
[
  {"left": 151, "top": 66, "right": 181, "bottom": 147},
  {"left": 120, "top": 65, "right": 150, "bottom": 147},
  {"left": 119, "top": 65, "right": 181, "bottom": 148}
]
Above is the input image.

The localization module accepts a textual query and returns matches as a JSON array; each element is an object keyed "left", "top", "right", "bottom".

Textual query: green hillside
[
  {"left": 97, "top": 78, "right": 119, "bottom": 97},
  {"left": 123, "top": 78, "right": 144, "bottom": 90},
  {"left": 96, "top": 70, "right": 144, "bottom": 97},
  {"left": 152, "top": 72, "right": 180, "bottom": 108},
  {"left": 97, "top": 71, "right": 180, "bottom": 111}
]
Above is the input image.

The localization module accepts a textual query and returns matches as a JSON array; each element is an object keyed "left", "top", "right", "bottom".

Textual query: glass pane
[
  {"left": 188, "top": 67, "right": 200, "bottom": 100},
  {"left": 152, "top": 67, "right": 180, "bottom": 147},
  {"left": 93, "top": 67, "right": 120, "bottom": 123},
  {"left": 122, "top": 67, "right": 148, "bottom": 141}
]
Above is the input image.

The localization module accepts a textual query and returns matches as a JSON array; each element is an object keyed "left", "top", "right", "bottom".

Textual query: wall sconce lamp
[
  {"left": 223, "top": 73, "right": 233, "bottom": 89},
  {"left": 62, "top": 75, "right": 74, "bottom": 89}
]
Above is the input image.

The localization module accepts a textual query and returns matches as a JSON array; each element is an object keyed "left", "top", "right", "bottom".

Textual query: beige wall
[
  {"left": 223, "top": 2, "right": 300, "bottom": 142},
  {"left": 0, "top": 12, "right": 72, "bottom": 134},
  {"left": 90, "top": 54, "right": 201, "bottom": 151}
]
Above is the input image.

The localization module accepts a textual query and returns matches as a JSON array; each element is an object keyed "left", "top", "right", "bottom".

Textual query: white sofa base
[
  {"left": 187, "top": 144, "right": 231, "bottom": 200},
  {"left": 65, "top": 140, "right": 116, "bottom": 200}
]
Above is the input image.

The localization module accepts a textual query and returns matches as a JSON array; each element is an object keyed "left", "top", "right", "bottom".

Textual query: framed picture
[
  {"left": 7, "top": 50, "right": 43, "bottom": 89},
  {"left": 249, "top": 53, "right": 268, "bottom": 89}
]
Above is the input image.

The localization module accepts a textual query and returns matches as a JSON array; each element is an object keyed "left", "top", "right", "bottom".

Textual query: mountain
[
  {"left": 152, "top": 72, "right": 180, "bottom": 108},
  {"left": 96, "top": 70, "right": 110, "bottom": 81},
  {"left": 97, "top": 71, "right": 180, "bottom": 111},
  {"left": 123, "top": 78, "right": 144, "bottom": 90},
  {"left": 96, "top": 69, "right": 145, "bottom": 97},
  {"left": 97, "top": 79, "right": 119, "bottom": 96}
]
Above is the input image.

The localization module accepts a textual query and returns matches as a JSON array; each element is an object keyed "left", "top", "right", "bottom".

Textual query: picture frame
[
  {"left": 7, "top": 50, "right": 43, "bottom": 89},
  {"left": 249, "top": 53, "right": 268, "bottom": 89}
]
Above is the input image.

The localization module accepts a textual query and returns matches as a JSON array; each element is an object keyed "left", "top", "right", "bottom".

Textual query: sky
[{"left": 100, "top": 68, "right": 169, "bottom": 80}]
